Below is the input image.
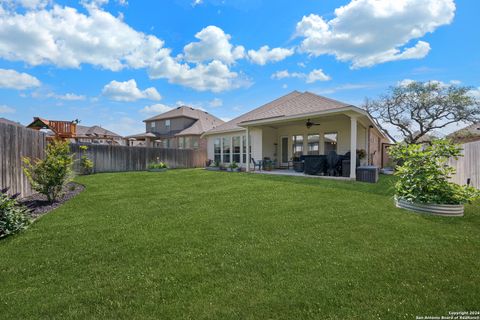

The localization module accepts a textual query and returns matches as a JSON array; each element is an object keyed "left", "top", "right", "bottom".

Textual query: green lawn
[{"left": 1, "top": 170, "right": 479, "bottom": 319}]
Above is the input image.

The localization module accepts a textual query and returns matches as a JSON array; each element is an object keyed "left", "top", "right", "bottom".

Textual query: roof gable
[
  {"left": 206, "top": 91, "right": 353, "bottom": 134},
  {"left": 143, "top": 105, "right": 224, "bottom": 136}
]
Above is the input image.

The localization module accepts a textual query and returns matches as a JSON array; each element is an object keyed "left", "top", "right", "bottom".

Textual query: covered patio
[
  {"left": 205, "top": 91, "right": 389, "bottom": 180},
  {"left": 241, "top": 110, "right": 380, "bottom": 179}
]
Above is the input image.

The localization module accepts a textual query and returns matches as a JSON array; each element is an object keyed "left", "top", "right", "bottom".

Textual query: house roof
[
  {"left": 206, "top": 91, "right": 354, "bottom": 134},
  {"left": 0, "top": 117, "right": 23, "bottom": 127},
  {"left": 143, "top": 105, "right": 224, "bottom": 136},
  {"left": 76, "top": 125, "right": 122, "bottom": 138},
  {"left": 447, "top": 122, "right": 480, "bottom": 143}
]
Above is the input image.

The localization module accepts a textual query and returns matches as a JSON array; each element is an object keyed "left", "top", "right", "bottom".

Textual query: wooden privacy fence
[
  {"left": 70, "top": 144, "right": 207, "bottom": 173},
  {"left": 448, "top": 140, "right": 480, "bottom": 189},
  {"left": 0, "top": 122, "right": 46, "bottom": 197}
]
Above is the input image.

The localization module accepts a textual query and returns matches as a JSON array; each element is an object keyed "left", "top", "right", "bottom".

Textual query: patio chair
[
  {"left": 326, "top": 151, "right": 338, "bottom": 176},
  {"left": 250, "top": 157, "right": 263, "bottom": 171}
]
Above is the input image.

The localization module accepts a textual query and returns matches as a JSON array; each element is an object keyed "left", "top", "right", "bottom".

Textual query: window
[
  {"left": 151, "top": 121, "right": 156, "bottom": 129},
  {"left": 214, "top": 138, "right": 221, "bottom": 163},
  {"left": 222, "top": 137, "right": 231, "bottom": 163},
  {"left": 242, "top": 135, "right": 251, "bottom": 163},
  {"left": 324, "top": 132, "right": 337, "bottom": 154},
  {"left": 165, "top": 119, "right": 171, "bottom": 130},
  {"left": 178, "top": 137, "right": 185, "bottom": 149},
  {"left": 307, "top": 134, "right": 320, "bottom": 155},
  {"left": 292, "top": 135, "right": 304, "bottom": 157},
  {"left": 232, "top": 136, "right": 241, "bottom": 163},
  {"left": 185, "top": 136, "right": 191, "bottom": 149},
  {"left": 160, "top": 139, "right": 167, "bottom": 148},
  {"left": 192, "top": 137, "right": 199, "bottom": 149}
]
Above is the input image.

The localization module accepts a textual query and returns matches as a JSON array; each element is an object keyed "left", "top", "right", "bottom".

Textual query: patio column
[
  {"left": 246, "top": 126, "right": 250, "bottom": 172},
  {"left": 350, "top": 115, "right": 358, "bottom": 179}
]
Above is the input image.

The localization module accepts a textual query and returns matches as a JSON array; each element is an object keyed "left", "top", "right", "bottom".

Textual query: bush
[
  {"left": 148, "top": 162, "right": 168, "bottom": 169},
  {"left": 389, "top": 139, "right": 480, "bottom": 205},
  {"left": 79, "top": 145, "right": 93, "bottom": 175},
  {"left": 229, "top": 162, "right": 239, "bottom": 169},
  {"left": 0, "top": 188, "right": 31, "bottom": 238},
  {"left": 23, "top": 140, "right": 74, "bottom": 203}
]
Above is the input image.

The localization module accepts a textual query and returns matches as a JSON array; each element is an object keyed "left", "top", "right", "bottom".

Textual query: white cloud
[
  {"left": 0, "top": 104, "right": 15, "bottom": 113},
  {"left": 0, "top": 4, "right": 257, "bottom": 93},
  {"left": 149, "top": 57, "right": 248, "bottom": 92},
  {"left": 192, "top": 0, "right": 203, "bottom": 7},
  {"left": 220, "top": 117, "right": 232, "bottom": 122},
  {"left": 247, "top": 45, "right": 294, "bottom": 65},
  {"left": 183, "top": 25, "right": 245, "bottom": 64},
  {"left": 271, "top": 70, "right": 302, "bottom": 80},
  {"left": 102, "top": 79, "right": 161, "bottom": 102},
  {"left": 0, "top": 4, "right": 170, "bottom": 71},
  {"left": 306, "top": 69, "right": 331, "bottom": 83},
  {"left": 296, "top": 0, "right": 455, "bottom": 68},
  {"left": 0, "top": 68, "right": 41, "bottom": 89},
  {"left": 139, "top": 103, "right": 173, "bottom": 115},
  {"left": 209, "top": 98, "right": 223, "bottom": 107},
  {"left": 469, "top": 88, "right": 480, "bottom": 100},
  {"left": 398, "top": 79, "right": 462, "bottom": 88},
  {"left": 49, "top": 93, "right": 86, "bottom": 101},
  {"left": 271, "top": 69, "right": 331, "bottom": 83}
]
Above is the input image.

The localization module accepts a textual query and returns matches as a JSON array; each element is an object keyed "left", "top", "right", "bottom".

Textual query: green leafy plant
[
  {"left": 79, "top": 145, "right": 93, "bottom": 175},
  {"left": 389, "top": 139, "right": 480, "bottom": 205},
  {"left": 148, "top": 162, "right": 168, "bottom": 169},
  {"left": 228, "top": 162, "right": 239, "bottom": 170},
  {"left": 356, "top": 149, "right": 366, "bottom": 160},
  {"left": 23, "top": 140, "right": 74, "bottom": 203},
  {"left": 1, "top": 188, "right": 31, "bottom": 238}
]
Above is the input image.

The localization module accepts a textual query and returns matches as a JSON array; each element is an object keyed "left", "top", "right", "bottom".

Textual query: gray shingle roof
[
  {"left": 448, "top": 122, "right": 480, "bottom": 142},
  {"left": 0, "top": 117, "right": 23, "bottom": 127},
  {"left": 206, "top": 91, "right": 353, "bottom": 134},
  {"left": 144, "top": 106, "right": 224, "bottom": 136},
  {"left": 76, "top": 125, "right": 122, "bottom": 138}
]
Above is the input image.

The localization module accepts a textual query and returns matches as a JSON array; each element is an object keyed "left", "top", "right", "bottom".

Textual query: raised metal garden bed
[{"left": 395, "top": 197, "right": 464, "bottom": 217}]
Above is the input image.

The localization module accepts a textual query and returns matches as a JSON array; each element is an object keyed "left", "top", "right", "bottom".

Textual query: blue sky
[{"left": 0, "top": 0, "right": 478, "bottom": 137}]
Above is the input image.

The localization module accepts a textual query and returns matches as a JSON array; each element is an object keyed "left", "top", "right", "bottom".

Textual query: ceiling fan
[{"left": 305, "top": 119, "right": 320, "bottom": 129}]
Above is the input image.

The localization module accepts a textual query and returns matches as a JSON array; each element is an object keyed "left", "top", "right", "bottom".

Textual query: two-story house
[{"left": 126, "top": 106, "right": 224, "bottom": 152}]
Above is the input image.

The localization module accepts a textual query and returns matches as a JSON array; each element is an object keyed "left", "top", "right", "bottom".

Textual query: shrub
[
  {"left": 389, "top": 139, "right": 480, "bottom": 205},
  {"left": 79, "top": 145, "right": 93, "bottom": 175},
  {"left": 229, "top": 162, "right": 239, "bottom": 169},
  {"left": 23, "top": 140, "right": 74, "bottom": 203},
  {"left": 0, "top": 188, "right": 31, "bottom": 238},
  {"left": 148, "top": 162, "right": 168, "bottom": 169}
]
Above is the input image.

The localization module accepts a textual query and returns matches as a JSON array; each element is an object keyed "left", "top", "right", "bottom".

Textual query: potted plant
[
  {"left": 227, "top": 162, "right": 240, "bottom": 172},
  {"left": 205, "top": 160, "right": 220, "bottom": 171},
  {"left": 147, "top": 161, "right": 168, "bottom": 172},
  {"left": 356, "top": 149, "right": 367, "bottom": 166},
  {"left": 389, "top": 139, "right": 480, "bottom": 216},
  {"left": 263, "top": 159, "right": 273, "bottom": 171}
]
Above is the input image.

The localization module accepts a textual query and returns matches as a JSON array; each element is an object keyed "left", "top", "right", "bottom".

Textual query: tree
[{"left": 365, "top": 81, "right": 480, "bottom": 143}]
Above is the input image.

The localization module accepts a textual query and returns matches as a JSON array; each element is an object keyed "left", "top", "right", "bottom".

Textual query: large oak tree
[{"left": 365, "top": 81, "right": 480, "bottom": 143}]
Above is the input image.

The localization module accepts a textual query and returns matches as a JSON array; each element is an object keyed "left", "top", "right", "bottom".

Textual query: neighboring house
[
  {"left": 126, "top": 106, "right": 224, "bottom": 152},
  {"left": 74, "top": 125, "right": 124, "bottom": 145},
  {"left": 203, "top": 91, "right": 390, "bottom": 179},
  {"left": 26, "top": 117, "right": 124, "bottom": 145},
  {"left": 0, "top": 117, "right": 24, "bottom": 127},
  {"left": 448, "top": 122, "right": 480, "bottom": 143}
]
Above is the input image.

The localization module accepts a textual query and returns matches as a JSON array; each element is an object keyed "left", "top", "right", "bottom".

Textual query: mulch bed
[{"left": 19, "top": 182, "right": 85, "bottom": 220}]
